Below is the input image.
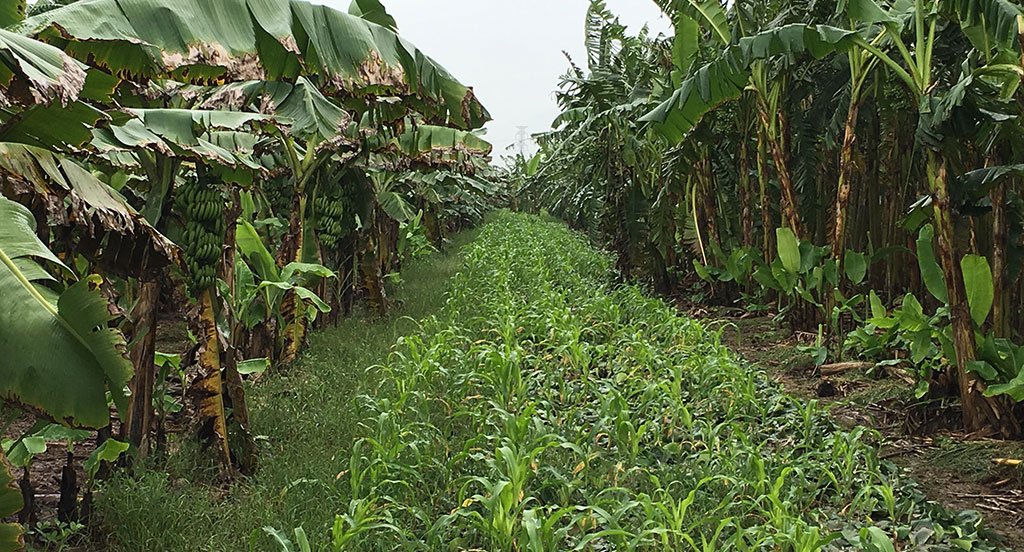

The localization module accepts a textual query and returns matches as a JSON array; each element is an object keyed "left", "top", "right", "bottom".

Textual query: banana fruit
[{"left": 175, "top": 174, "right": 225, "bottom": 294}]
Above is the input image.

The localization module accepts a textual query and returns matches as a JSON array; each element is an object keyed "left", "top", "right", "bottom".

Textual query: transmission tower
[{"left": 514, "top": 126, "right": 529, "bottom": 157}]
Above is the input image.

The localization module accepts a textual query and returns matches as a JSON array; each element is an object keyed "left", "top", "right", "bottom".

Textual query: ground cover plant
[{"left": 263, "top": 211, "right": 1010, "bottom": 551}]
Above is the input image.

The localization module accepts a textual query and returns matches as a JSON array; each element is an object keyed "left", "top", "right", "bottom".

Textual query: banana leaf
[
  {"left": 641, "top": 24, "right": 863, "bottom": 143},
  {"left": 0, "top": 27, "right": 85, "bottom": 107},
  {"left": 0, "top": 196, "right": 133, "bottom": 429},
  {"left": 0, "top": 142, "right": 182, "bottom": 277},
  {"left": 349, "top": 0, "right": 397, "bottom": 31},
  {"left": 17, "top": 0, "right": 488, "bottom": 129}
]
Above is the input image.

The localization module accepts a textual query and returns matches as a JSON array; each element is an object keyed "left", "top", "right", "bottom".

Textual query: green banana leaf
[
  {"left": 0, "top": 101, "right": 106, "bottom": 148},
  {"left": 960, "top": 254, "right": 994, "bottom": 327},
  {"left": 940, "top": 0, "right": 1023, "bottom": 52},
  {"left": 392, "top": 124, "right": 492, "bottom": 170},
  {"left": 17, "top": 0, "right": 488, "bottom": 129},
  {"left": 92, "top": 107, "right": 288, "bottom": 168},
  {"left": 0, "top": 196, "right": 133, "bottom": 428},
  {"left": 0, "top": 0, "right": 25, "bottom": 28},
  {"left": 349, "top": 0, "right": 397, "bottom": 31},
  {"left": 191, "top": 78, "right": 350, "bottom": 141},
  {"left": 916, "top": 224, "right": 948, "bottom": 304},
  {"left": 653, "top": 0, "right": 731, "bottom": 44},
  {"left": 641, "top": 24, "right": 863, "bottom": 143}
]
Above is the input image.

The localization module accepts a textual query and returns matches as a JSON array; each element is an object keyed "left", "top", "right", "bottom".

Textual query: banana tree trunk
[
  {"left": 191, "top": 288, "right": 233, "bottom": 478},
  {"left": 832, "top": 101, "right": 861, "bottom": 270},
  {"left": 991, "top": 178, "right": 1009, "bottom": 338},
  {"left": 738, "top": 127, "right": 754, "bottom": 250},
  {"left": 279, "top": 192, "right": 308, "bottom": 365},
  {"left": 698, "top": 152, "right": 720, "bottom": 253},
  {"left": 358, "top": 229, "right": 388, "bottom": 316},
  {"left": 220, "top": 193, "right": 257, "bottom": 474},
  {"left": 926, "top": 151, "right": 1019, "bottom": 438},
  {"left": 756, "top": 126, "right": 773, "bottom": 263},
  {"left": 758, "top": 109, "right": 801, "bottom": 238},
  {"left": 123, "top": 278, "right": 159, "bottom": 457}
]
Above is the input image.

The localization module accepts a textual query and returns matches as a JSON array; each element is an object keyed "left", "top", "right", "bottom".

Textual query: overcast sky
[{"left": 320, "top": 0, "right": 672, "bottom": 162}]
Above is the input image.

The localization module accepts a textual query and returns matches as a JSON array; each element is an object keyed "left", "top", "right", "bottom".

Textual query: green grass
[{"left": 90, "top": 228, "right": 479, "bottom": 552}]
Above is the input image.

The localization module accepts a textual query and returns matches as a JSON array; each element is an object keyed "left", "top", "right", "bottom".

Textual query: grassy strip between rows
[
  {"left": 91, "top": 228, "right": 479, "bottom": 551},
  {"left": 100, "top": 212, "right": 1005, "bottom": 551}
]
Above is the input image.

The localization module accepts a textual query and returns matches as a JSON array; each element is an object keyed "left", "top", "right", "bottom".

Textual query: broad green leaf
[
  {"left": 942, "top": 0, "right": 1024, "bottom": 52},
  {"left": 909, "top": 331, "right": 934, "bottom": 363},
  {"left": 377, "top": 191, "right": 416, "bottom": 222},
  {"left": 915, "top": 224, "right": 948, "bottom": 303},
  {"left": 846, "top": 0, "right": 899, "bottom": 24},
  {"left": 348, "top": 0, "right": 397, "bottom": 30},
  {"left": 752, "top": 266, "right": 781, "bottom": 291},
  {"left": 154, "top": 351, "right": 182, "bottom": 369},
  {"left": 393, "top": 124, "right": 493, "bottom": 167},
  {"left": 844, "top": 250, "right": 867, "bottom": 284},
  {"left": 0, "top": 449, "right": 23, "bottom": 552},
  {"left": 525, "top": 153, "right": 543, "bottom": 177},
  {"left": 692, "top": 259, "right": 712, "bottom": 282},
  {"left": 671, "top": 14, "right": 699, "bottom": 86},
  {"left": 0, "top": 197, "right": 133, "bottom": 429},
  {"left": 643, "top": 24, "right": 860, "bottom": 142},
  {"left": 293, "top": 286, "right": 331, "bottom": 314},
  {"left": 770, "top": 258, "right": 797, "bottom": 293},
  {"left": 31, "top": 424, "right": 91, "bottom": 443},
  {"left": 0, "top": 1, "right": 25, "bottom": 27},
  {"left": 237, "top": 220, "right": 281, "bottom": 282},
  {"left": 238, "top": 358, "right": 271, "bottom": 375},
  {"left": 863, "top": 527, "right": 896, "bottom": 552},
  {"left": 656, "top": 0, "right": 731, "bottom": 44},
  {"left": 869, "top": 290, "right": 886, "bottom": 320},
  {"left": 22, "top": 438, "right": 45, "bottom": 456},
  {"left": 966, "top": 360, "right": 998, "bottom": 381},
  {"left": 775, "top": 227, "right": 801, "bottom": 274},
  {"left": 280, "top": 262, "right": 335, "bottom": 284},
  {"left": 960, "top": 254, "right": 994, "bottom": 326},
  {"left": 897, "top": 293, "right": 929, "bottom": 332},
  {"left": 84, "top": 439, "right": 130, "bottom": 479},
  {"left": 984, "top": 368, "right": 1024, "bottom": 401}
]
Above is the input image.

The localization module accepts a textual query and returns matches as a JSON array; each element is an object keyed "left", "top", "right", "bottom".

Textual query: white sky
[{"left": 320, "top": 0, "right": 672, "bottom": 161}]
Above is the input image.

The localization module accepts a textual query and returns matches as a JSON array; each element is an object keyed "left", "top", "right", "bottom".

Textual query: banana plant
[
  {"left": 235, "top": 219, "right": 334, "bottom": 357},
  {"left": 834, "top": 0, "right": 1024, "bottom": 436}
]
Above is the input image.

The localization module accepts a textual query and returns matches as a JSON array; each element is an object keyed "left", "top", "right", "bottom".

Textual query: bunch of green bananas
[
  {"left": 175, "top": 175, "right": 225, "bottom": 293},
  {"left": 263, "top": 177, "right": 292, "bottom": 216},
  {"left": 314, "top": 194, "right": 345, "bottom": 250}
]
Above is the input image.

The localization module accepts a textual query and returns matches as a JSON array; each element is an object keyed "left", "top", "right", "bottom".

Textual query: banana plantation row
[
  {"left": 0, "top": 0, "right": 501, "bottom": 547},
  {"left": 518, "top": 0, "right": 1024, "bottom": 438}
]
